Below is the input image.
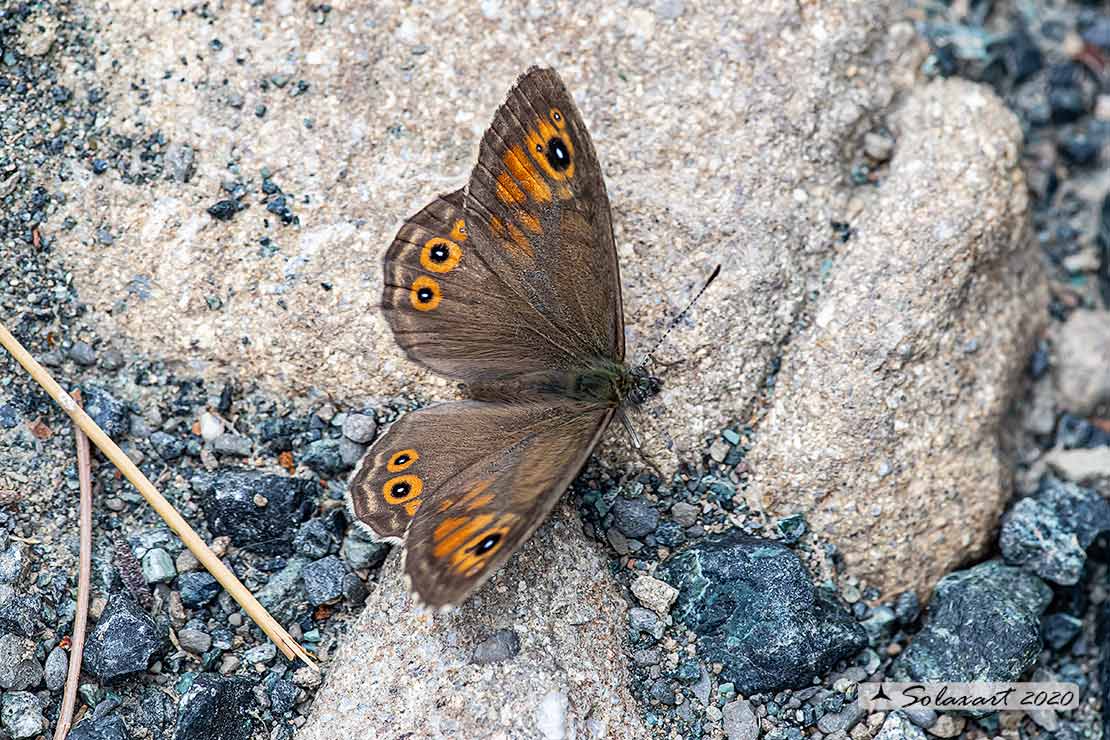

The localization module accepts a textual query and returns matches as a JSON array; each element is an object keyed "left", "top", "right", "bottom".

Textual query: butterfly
[{"left": 347, "top": 67, "right": 671, "bottom": 610}]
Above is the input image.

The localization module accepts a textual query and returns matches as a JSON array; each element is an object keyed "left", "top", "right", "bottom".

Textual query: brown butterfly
[{"left": 347, "top": 67, "right": 668, "bottom": 610}]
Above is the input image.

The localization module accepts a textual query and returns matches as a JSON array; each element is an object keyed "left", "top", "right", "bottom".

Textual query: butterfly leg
[{"left": 618, "top": 409, "right": 642, "bottom": 449}]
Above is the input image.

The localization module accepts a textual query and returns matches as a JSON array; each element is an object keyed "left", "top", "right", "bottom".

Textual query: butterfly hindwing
[{"left": 346, "top": 399, "right": 612, "bottom": 608}]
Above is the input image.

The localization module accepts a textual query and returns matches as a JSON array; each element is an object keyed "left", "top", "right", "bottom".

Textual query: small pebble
[
  {"left": 44, "top": 647, "right": 67, "bottom": 692},
  {"left": 177, "top": 628, "right": 212, "bottom": 654},
  {"left": 341, "top": 413, "right": 378, "bottom": 444},
  {"left": 67, "top": 340, "right": 96, "bottom": 365},
  {"left": 631, "top": 575, "right": 679, "bottom": 614}
]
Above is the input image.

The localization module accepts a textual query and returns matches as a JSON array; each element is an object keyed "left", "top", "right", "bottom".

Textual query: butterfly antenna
[{"left": 638, "top": 264, "right": 722, "bottom": 368}]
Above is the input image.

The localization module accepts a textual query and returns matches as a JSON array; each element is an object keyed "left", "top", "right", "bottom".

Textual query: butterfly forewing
[
  {"left": 347, "top": 400, "right": 612, "bottom": 607},
  {"left": 464, "top": 67, "right": 625, "bottom": 364}
]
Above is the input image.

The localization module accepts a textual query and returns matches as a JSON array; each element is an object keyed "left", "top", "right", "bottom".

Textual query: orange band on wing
[
  {"left": 495, "top": 172, "right": 526, "bottom": 205},
  {"left": 506, "top": 223, "right": 534, "bottom": 258},
  {"left": 517, "top": 211, "right": 542, "bottom": 234},
  {"left": 450, "top": 218, "right": 468, "bottom": 242},
  {"left": 503, "top": 145, "right": 552, "bottom": 202},
  {"left": 432, "top": 514, "right": 494, "bottom": 559}
]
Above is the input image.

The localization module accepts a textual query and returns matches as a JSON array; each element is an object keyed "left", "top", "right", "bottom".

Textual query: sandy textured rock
[
  {"left": 1052, "top": 310, "right": 1110, "bottom": 414},
  {"left": 51, "top": 0, "right": 907, "bottom": 469},
  {"left": 299, "top": 504, "right": 645, "bottom": 740},
  {"left": 747, "top": 79, "right": 1047, "bottom": 599}
]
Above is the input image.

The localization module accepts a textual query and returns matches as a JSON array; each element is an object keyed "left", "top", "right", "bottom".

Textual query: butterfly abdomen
[{"left": 464, "top": 366, "right": 623, "bottom": 406}]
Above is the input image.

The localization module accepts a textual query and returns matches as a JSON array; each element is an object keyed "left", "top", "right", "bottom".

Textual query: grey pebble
[
  {"left": 903, "top": 707, "right": 937, "bottom": 728},
  {"left": 82, "top": 594, "right": 161, "bottom": 680},
  {"left": 0, "top": 543, "right": 28, "bottom": 586},
  {"left": 0, "top": 635, "right": 42, "bottom": 690},
  {"left": 212, "top": 433, "right": 253, "bottom": 456},
  {"left": 141, "top": 548, "right": 176, "bottom": 584},
  {"left": 722, "top": 699, "right": 759, "bottom": 740},
  {"left": 341, "top": 413, "right": 378, "bottom": 444},
  {"left": 339, "top": 437, "right": 366, "bottom": 467},
  {"left": 244, "top": 642, "right": 277, "bottom": 665},
  {"left": 670, "top": 501, "right": 699, "bottom": 527},
  {"left": 648, "top": 678, "right": 676, "bottom": 705},
  {"left": 165, "top": 142, "right": 196, "bottom": 183},
  {"left": 611, "top": 497, "right": 659, "bottom": 538},
  {"left": 98, "top": 348, "right": 125, "bottom": 371},
  {"left": 302, "top": 438, "right": 346, "bottom": 476},
  {"left": 816, "top": 702, "right": 863, "bottom": 733},
  {"left": 294, "top": 519, "right": 334, "bottom": 559},
  {"left": 341, "top": 529, "right": 388, "bottom": 571},
  {"left": 302, "top": 555, "right": 348, "bottom": 606},
  {"left": 342, "top": 573, "right": 368, "bottom": 605},
  {"left": 68, "top": 340, "right": 96, "bottom": 365},
  {"left": 44, "top": 646, "right": 67, "bottom": 691},
  {"left": 0, "top": 691, "right": 43, "bottom": 739},
  {"left": 628, "top": 606, "right": 664, "bottom": 640},
  {"left": 177, "top": 628, "right": 212, "bottom": 654}
]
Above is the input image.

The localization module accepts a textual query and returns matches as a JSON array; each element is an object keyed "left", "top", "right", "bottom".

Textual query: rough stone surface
[
  {"left": 1044, "top": 445, "right": 1110, "bottom": 483},
  {"left": 874, "top": 712, "right": 927, "bottom": 740},
  {"left": 893, "top": 560, "right": 1051, "bottom": 683},
  {"left": 747, "top": 78, "right": 1046, "bottom": 598},
  {"left": 0, "top": 692, "right": 43, "bottom": 740},
  {"left": 1000, "top": 477, "right": 1110, "bottom": 585},
  {"left": 44, "top": 646, "right": 67, "bottom": 692},
  {"left": 657, "top": 531, "right": 866, "bottom": 694},
  {"left": 722, "top": 699, "right": 759, "bottom": 740},
  {"left": 471, "top": 628, "right": 522, "bottom": 665},
  {"left": 301, "top": 555, "right": 347, "bottom": 606},
  {"left": 1053, "top": 309, "right": 1110, "bottom": 414},
  {"left": 192, "top": 469, "right": 316, "bottom": 555},
  {"left": 299, "top": 505, "right": 646, "bottom": 739},
  {"left": 173, "top": 674, "right": 254, "bottom": 740},
  {"left": 631, "top": 574, "right": 678, "bottom": 614},
  {"left": 50, "top": 0, "right": 913, "bottom": 480},
  {"left": 67, "top": 713, "right": 129, "bottom": 740},
  {"left": 0, "top": 635, "right": 42, "bottom": 691},
  {"left": 81, "top": 385, "right": 129, "bottom": 442},
  {"left": 82, "top": 594, "right": 162, "bottom": 681}
]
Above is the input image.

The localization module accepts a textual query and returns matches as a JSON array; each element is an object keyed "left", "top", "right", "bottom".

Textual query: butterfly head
[{"left": 621, "top": 364, "right": 663, "bottom": 407}]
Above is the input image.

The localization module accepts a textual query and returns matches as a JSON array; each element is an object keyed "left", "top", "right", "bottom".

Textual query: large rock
[
  {"left": 41, "top": 0, "right": 1046, "bottom": 728},
  {"left": 657, "top": 531, "right": 866, "bottom": 694},
  {"left": 747, "top": 79, "right": 1047, "bottom": 598},
  {"left": 1000, "top": 477, "right": 1110, "bottom": 585},
  {"left": 892, "top": 561, "right": 1051, "bottom": 683},
  {"left": 51, "top": 0, "right": 908, "bottom": 473},
  {"left": 299, "top": 504, "right": 646, "bottom": 739}
]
